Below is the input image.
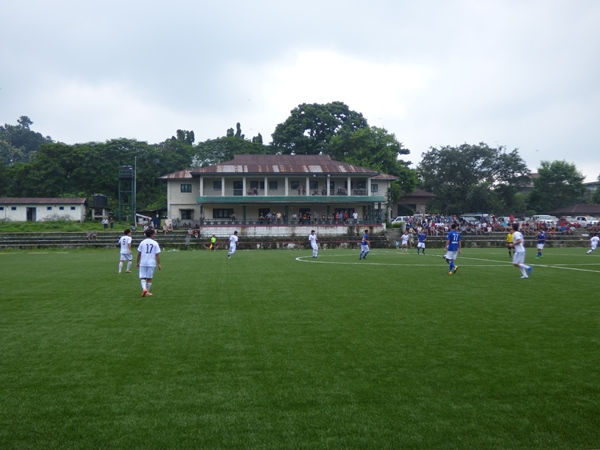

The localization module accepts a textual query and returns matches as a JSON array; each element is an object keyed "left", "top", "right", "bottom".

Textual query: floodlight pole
[{"left": 133, "top": 156, "right": 137, "bottom": 228}]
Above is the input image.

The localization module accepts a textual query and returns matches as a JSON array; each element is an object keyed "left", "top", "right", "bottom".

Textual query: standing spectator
[
  {"left": 231, "top": 212, "right": 236, "bottom": 223},
  {"left": 309, "top": 230, "right": 319, "bottom": 258},
  {"left": 210, "top": 235, "right": 217, "bottom": 251},
  {"left": 102, "top": 217, "right": 109, "bottom": 230},
  {"left": 118, "top": 229, "right": 133, "bottom": 273},
  {"left": 228, "top": 231, "right": 239, "bottom": 259},
  {"left": 109, "top": 217, "right": 114, "bottom": 230},
  {"left": 353, "top": 211, "right": 358, "bottom": 224},
  {"left": 137, "top": 228, "right": 161, "bottom": 297},
  {"left": 444, "top": 223, "right": 462, "bottom": 275}
]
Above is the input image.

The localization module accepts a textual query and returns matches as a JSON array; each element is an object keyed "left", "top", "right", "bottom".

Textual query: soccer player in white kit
[
  {"left": 136, "top": 228, "right": 161, "bottom": 297},
  {"left": 228, "top": 231, "right": 239, "bottom": 259},
  {"left": 401, "top": 232, "right": 409, "bottom": 254},
  {"left": 118, "top": 229, "right": 133, "bottom": 273},
  {"left": 511, "top": 223, "right": 532, "bottom": 279},
  {"left": 587, "top": 233, "right": 599, "bottom": 254},
  {"left": 309, "top": 230, "right": 319, "bottom": 258}
]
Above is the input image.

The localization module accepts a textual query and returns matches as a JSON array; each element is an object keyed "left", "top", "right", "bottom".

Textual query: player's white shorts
[
  {"left": 229, "top": 244, "right": 237, "bottom": 254},
  {"left": 401, "top": 240, "right": 409, "bottom": 246},
  {"left": 120, "top": 253, "right": 133, "bottom": 261},
  {"left": 444, "top": 250, "right": 458, "bottom": 261},
  {"left": 311, "top": 243, "right": 318, "bottom": 250},
  {"left": 537, "top": 243, "right": 545, "bottom": 250},
  {"left": 361, "top": 244, "right": 370, "bottom": 252},
  {"left": 512, "top": 251, "right": 526, "bottom": 265},
  {"left": 417, "top": 242, "right": 425, "bottom": 249},
  {"left": 591, "top": 244, "right": 598, "bottom": 251},
  {"left": 139, "top": 266, "right": 156, "bottom": 279}
]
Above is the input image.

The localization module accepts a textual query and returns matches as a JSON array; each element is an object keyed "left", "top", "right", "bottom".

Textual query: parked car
[
  {"left": 532, "top": 215, "right": 558, "bottom": 227},
  {"left": 557, "top": 217, "right": 579, "bottom": 228},
  {"left": 460, "top": 216, "right": 480, "bottom": 225},
  {"left": 573, "top": 216, "right": 599, "bottom": 227},
  {"left": 391, "top": 216, "right": 410, "bottom": 224}
]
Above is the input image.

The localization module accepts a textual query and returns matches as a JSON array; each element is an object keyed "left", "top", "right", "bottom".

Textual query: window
[
  {"left": 309, "top": 180, "right": 318, "bottom": 190},
  {"left": 213, "top": 180, "right": 222, "bottom": 190},
  {"left": 11, "top": 206, "right": 17, "bottom": 211},
  {"left": 233, "top": 181, "right": 243, "bottom": 196},
  {"left": 181, "top": 183, "right": 192, "bottom": 193},
  {"left": 59, "top": 206, "right": 65, "bottom": 210},
  {"left": 290, "top": 180, "right": 299, "bottom": 190},
  {"left": 213, "top": 208, "right": 234, "bottom": 219},
  {"left": 269, "top": 181, "right": 278, "bottom": 190},
  {"left": 47, "top": 206, "right": 52, "bottom": 211},
  {"left": 180, "top": 209, "right": 194, "bottom": 220},
  {"left": 70, "top": 206, "right": 76, "bottom": 210},
  {"left": 371, "top": 184, "right": 379, "bottom": 193},
  {"left": 0, "top": 207, "right": 4, "bottom": 211}
]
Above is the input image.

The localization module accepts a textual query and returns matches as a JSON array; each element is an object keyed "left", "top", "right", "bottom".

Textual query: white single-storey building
[{"left": 0, "top": 198, "right": 88, "bottom": 222}]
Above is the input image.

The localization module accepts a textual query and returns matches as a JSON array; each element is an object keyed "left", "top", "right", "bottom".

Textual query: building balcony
[{"left": 196, "top": 193, "right": 387, "bottom": 204}]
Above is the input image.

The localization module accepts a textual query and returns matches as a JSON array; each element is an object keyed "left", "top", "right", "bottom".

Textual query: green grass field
[{"left": 1, "top": 246, "right": 599, "bottom": 449}]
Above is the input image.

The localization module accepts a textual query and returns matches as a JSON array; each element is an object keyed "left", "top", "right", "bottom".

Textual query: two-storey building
[{"left": 160, "top": 154, "right": 396, "bottom": 226}]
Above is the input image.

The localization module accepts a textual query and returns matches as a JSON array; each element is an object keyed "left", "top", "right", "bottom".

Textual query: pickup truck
[{"left": 573, "top": 216, "right": 599, "bottom": 227}]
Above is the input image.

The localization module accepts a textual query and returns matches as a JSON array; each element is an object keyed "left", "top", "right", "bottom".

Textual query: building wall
[{"left": 0, "top": 204, "right": 86, "bottom": 222}]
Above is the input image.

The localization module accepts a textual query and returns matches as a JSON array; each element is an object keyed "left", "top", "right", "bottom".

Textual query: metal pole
[{"left": 133, "top": 156, "right": 137, "bottom": 228}]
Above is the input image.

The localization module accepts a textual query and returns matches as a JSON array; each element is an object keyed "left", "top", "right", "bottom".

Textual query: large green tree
[
  {"left": 418, "top": 143, "right": 530, "bottom": 214},
  {"left": 271, "top": 102, "right": 369, "bottom": 155},
  {"left": 592, "top": 175, "right": 600, "bottom": 204},
  {"left": 0, "top": 116, "right": 53, "bottom": 165},
  {"left": 527, "top": 160, "right": 586, "bottom": 213},
  {"left": 329, "top": 126, "right": 417, "bottom": 202},
  {"left": 192, "top": 124, "right": 269, "bottom": 168}
]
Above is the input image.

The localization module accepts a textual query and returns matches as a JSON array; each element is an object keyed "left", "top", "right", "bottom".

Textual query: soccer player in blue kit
[
  {"left": 536, "top": 229, "right": 546, "bottom": 258},
  {"left": 417, "top": 230, "right": 427, "bottom": 255},
  {"left": 359, "top": 229, "right": 370, "bottom": 260},
  {"left": 444, "top": 223, "right": 461, "bottom": 274}
]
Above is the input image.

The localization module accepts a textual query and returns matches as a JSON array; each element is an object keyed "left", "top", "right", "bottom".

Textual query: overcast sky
[{"left": 2, "top": 0, "right": 599, "bottom": 181}]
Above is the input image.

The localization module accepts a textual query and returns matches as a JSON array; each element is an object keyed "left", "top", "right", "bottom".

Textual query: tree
[
  {"left": 329, "top": 126, "right": 417, "bottom": 201},
  {"left": 418, "top": 143, "right": 530, "bottom": 214},
  {"left": 527, "top": 160, "right": 586, "bottom": 213},
  {"left": 271, "top": 101, "right": 369, "bottom": 155},
  {"left": 592, "top": 175, "right": 600, "bottom": 204},
  {"left": 192, "top": 124, "right": 269, "bottom": 168},
  {"left": 0, "top": 117, "right": 53, "bottom": 165}
]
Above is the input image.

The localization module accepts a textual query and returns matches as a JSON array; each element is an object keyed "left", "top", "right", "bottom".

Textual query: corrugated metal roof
[
  {"left": 0, "top": 198, "right": 88, "bottom": 205},
  {"left": 159, "top": 169, "right": 193, "bottom": 180},
  {"left": 190, "top": 155, "right": 380, "bottom": 176}
]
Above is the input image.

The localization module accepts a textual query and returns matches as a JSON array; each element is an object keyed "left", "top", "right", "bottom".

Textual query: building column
[
  {"left": 221, "top": 176, "right": 225, "bottom": 196},
  {"left": 285, "top": 176, "right": 289, "bottom": 196},
  {"left": 347, "top": 176, "right": 351, "bottom": 195},
  {"left": 264, "top": 177, "right": 268, "bottom": 196},
  {"left": 243, "top": 177, "right": 247, "bottom": 196},
  {"left": 199, "top": 176, "right": 204, "bottom": 196},
  {"left": 305, "top": 176, "right": 310, "bottom": 196}
]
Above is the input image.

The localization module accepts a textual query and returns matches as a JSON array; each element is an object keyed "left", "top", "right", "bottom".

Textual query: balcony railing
[{"left": 202, "top": 188, "right": 371, "bottom": 197}]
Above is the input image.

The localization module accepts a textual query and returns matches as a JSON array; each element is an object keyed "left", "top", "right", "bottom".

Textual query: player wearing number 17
[
  {"left": 444, "top": 223, "right": 461, "bottom": 274},
  {"left": 137, "top": 228, "right": 162, "bottom": 297}
]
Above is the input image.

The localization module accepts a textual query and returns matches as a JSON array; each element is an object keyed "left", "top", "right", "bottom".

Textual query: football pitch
[{"left": 1, "top": 247, "right": 598, "bottom": 449}]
